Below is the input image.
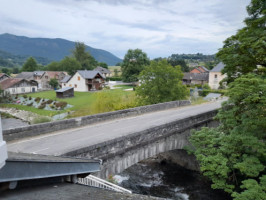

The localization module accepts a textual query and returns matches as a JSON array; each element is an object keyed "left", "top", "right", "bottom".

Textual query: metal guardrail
[{"left": 78, "top": 175, "right": 132, "bottom": 194}]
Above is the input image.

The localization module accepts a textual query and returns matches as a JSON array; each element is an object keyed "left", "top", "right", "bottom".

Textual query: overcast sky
[{"left": 0, "top": 0, "right": 250, "bottom": 59}]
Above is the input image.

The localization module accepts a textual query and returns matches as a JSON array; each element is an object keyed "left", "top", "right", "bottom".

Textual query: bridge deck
[{"left": 7, "top": 100, "right": 225, "bottom": 156}]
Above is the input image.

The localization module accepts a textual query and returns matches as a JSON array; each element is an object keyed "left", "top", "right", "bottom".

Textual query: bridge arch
[{"left": 63, "top": 110, "right": 218, "bottom": 179}]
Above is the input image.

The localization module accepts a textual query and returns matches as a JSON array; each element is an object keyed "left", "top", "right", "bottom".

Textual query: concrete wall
[
  {"left": 3, "top": 100, "right": 190, "bottom": 142},
  {"left": 62, "top": 110, "right": 218, "bottom": 178}
]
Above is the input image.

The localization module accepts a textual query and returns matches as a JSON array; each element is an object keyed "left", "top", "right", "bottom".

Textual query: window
[
  {"left": 45, "top": 76, "right": 48, "bottom": 79},
  {"left": 74, "top": 84, "right": 77, "bottom": 88},
  {"left": 69, "top": 84, "right": 72, "bottom": 87},
  {"left": 64, "top": 84, "right": 66, "bottom": 86},
  {"left": 78, "top": 76, "right": 80, "bottom": 81},
  {"left": 214, "top": 74, "right": 218, "bottom": 78}
]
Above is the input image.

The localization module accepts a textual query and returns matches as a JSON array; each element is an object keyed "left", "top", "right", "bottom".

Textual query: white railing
[{"left": 78, "top": 175, "right": 132, "bottom": 194}]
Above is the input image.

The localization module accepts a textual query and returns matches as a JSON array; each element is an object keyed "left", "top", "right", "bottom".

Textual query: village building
[
  {"left": 0, "top": 78, "right": 38, "bottom": 95},
  {"left": 62, "top": 70, "right": 105, "bottom": 92},
  {"left": 182, "top": 73, "right": 209, "bottom": 86},
  {"left": 0, "top": 73, "right": 10, "bottom": 82},
  {"left": 189, "top": 66, "right": 209, "bottom": 74},
  {"left": 208, "top": 62, "right": 226, "bottom": 89},
  {"left": 15, "top": 72, "right": 35, "bottom": 80},
  {"left": 94, "top": 67, "right": 111, "bottom": 78},
  {"left": 56, "top": 87, "right": 74, "bottom": 98},
  {"left": 60, "top": 75, "right": 71, "bottom": 88}
]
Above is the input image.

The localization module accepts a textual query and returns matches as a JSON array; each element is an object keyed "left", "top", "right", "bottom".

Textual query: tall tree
[
  {"left": 21, "top": 57, "right": 38, "bottom": 72},
  {"left": 121, "top": 49, "right": 150, "bottom": 82},
  {"left": 49, "top": 78, "right": 59, "bottom": 89},
  {"left": 189, "top": 74, "right": 266, "bottom": 199},
  {"left": 72, "top": 42, "right": 97, "bottom": 70},
  {"left": 59, "top": 57, "right": 81, "bottom": 76},
  {"left": 167, "top": 57, "right": 189, "bottom": 72},
  {"left": 136, "top": 59, "right": 189, "bottom": 105},
  {"left": 216, "top": 0, "right": 266, "bottom": 82}
]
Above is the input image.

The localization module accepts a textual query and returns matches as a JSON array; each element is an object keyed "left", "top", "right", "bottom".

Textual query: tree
[
  {"left": 46, "top": 61, "right": 60, "bottom": 71},
  {"left": 21, "top": 57, "right": 38, "bottom": 72},
  {"left": 1, "top": 67, "right": 9, "bottom": 74},
  {"left": 59, "top": 57, "right": 81, "bottom": 76},
  {"left": 167, "top": 55, "right": 189, "bottom": 72},
  {"left": 12, "top": 67, "right": 19, "bottom": 74},
  {"left": 98, "top": 62, "right": 108, "bottom": 69},
  {"left": 216, "top": 0, "right": 266, "bottom": 82},
  {"left": 121, "top": 49, "right": 150, "bottom": 82},
  {"left": 49, "top": 78, "right": 59, "bottom": 89},
  {"left": 72, "top": 42, "right": 97, "bottom": 70},
  {"left": 189, "top": 74, "right": 266, "bottom": 199},
  {"left": 136, "top": 59, "right": 189, "bottom": 105}
]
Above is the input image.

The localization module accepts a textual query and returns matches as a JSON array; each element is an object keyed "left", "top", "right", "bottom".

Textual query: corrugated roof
[
  {"left": 211, "top": 62, "right": 225, "bottom": 72},
  {"left": 56, "top": 87, "right": 73, "bottom": 92},
  {"left": 77, "top": 70, "right": 105, "bottom": 79},
  {"left": 60, "top": 75, "right": 71, "bottom": 83},
  {"left": 183, "top": 73, "right": 209, "bottom": 81},
  {"left": 15, "top": 72, "right": 34, "bottom": 79}
]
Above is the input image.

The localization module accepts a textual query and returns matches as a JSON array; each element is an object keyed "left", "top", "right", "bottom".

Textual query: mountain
[{"left": 0, "top": 33, "right": 122, "bottom": 66}]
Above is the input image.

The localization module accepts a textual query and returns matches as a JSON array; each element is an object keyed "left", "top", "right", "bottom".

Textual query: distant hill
[{"left": 0, "top": 33, "right": 122, "bottom": 66}]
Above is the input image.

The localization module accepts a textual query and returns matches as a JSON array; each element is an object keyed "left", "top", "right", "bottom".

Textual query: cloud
[{"left": 0, "top": 0, "right": 250, "bottom": 59}]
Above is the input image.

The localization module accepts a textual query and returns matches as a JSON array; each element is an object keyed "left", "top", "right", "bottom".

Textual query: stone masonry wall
[{"left": 3, "top": 100, "right": 190, "bottom": 142}]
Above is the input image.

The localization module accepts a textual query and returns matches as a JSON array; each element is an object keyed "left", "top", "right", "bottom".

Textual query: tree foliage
[
  {"left": 217, "top": 0, "right": 266, "bottom": 82},
  {"left": 167, "top": 56, "right": 189, "bottom": 72},
  {"left": 136, "top": 59, "right": 189, "bottom": 105},
  {"left": 121, "top": 49, "right": 150, "bottom": 82},
  {"left": 189, "top": 74, "right": 266, "bottom": 199},
  {"left": 72, "top": 42, "right": 97, "bottom": 70},
  {"left": 49, "top": 78, "right": 59, "bottom": 89},
  {"left": 21, "top": 57, "right": 38, "bottom": 72}
]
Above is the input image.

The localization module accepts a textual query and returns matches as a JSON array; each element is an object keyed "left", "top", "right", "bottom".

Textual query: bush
[
  {"left": 35, "top": 97, "right": 41, "bottom": 102},
  {"left": 55, "top": 101, "right": 67, "bottom": 109},
  {"left": 199, "top": 89, "right": 227, "bottom": 97},
  {"left": 38, "top": 104, "right": 46, "bottom": 109},
  {"left": 23, "top": 94, "right": 27, "bottom": 98},
  {"left": 46, "top": 99, "right": 53, "bottom": 104},
  {"left": 109, "top": 77, "right": 122, "bottom": 81},
  {"left": 27, "top": 102, "right": 33, "bottom": 106},
  {"left": 29, "top": 96, "right": 32, "bottom": 100}
]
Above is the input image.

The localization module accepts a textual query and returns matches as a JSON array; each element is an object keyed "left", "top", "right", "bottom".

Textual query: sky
[{"left": 0, "top": 0, "right": 250, "bottom": 59}]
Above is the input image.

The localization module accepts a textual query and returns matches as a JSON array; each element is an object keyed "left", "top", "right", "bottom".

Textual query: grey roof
[
  {"left": 77, "top": 70, "right": 105, "bottom": 79},
  {"left": 34, "top": 71, "right": 45, "bottom": 76},
  {"left": 60, "top": 75, "right": 71, "bottom": 83},
  {"left": 94, "top": 66, "right": 111, "bottom": 74},
  {"left": 15, "top": 72, "right": 34, "bottom": 79},
  {"left": 200, "top": 66, "right": 209, "bottom": 72},
  {"left": 183, "top": 73, "right": 209, "bottom": 81},
  {"left": 56, "top": 87, "right": 73, "bottom": 92},
  {"left": 211, "top": 62, "right": 225, "bottom": 72},
  {"left": 204, "top": 93, "right": 222, "bottom": 100}
]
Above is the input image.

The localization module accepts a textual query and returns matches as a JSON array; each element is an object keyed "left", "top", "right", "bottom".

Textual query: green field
[
  {"left": 108, "top": 66, "right": 122, "bottom": 76},
  {"left": 1, "top": 88, "right": 136, "bottom": 118}
]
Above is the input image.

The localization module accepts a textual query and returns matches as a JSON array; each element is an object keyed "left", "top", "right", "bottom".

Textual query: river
[{"left": 115, "top": 154, "right": 231, "bottom": 200}]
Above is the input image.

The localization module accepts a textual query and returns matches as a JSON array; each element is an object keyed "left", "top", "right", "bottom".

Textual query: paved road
[{"left": 7, "top": 99, "right": 225, "bottom": 156}]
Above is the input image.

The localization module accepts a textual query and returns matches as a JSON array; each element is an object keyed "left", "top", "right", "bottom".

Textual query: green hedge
[
  {"left": 199, "top": 89, "right": 227, "bottom": 97},
  {"left": 108, "top": 77, "right": 123, "bottom": 81}
]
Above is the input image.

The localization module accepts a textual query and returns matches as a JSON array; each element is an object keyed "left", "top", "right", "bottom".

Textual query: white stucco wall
[
  {"left": 208, "top": 72, "right": 226, "bottom": 89},
  {"left": 5, "top": 86, "right": 38, "bottom": 95},
  {"left": 63, "top": 72, "right": 88, "bottom": 92},
  {"left": 0, "top": 115, "right": 7, "bottom": 169}
]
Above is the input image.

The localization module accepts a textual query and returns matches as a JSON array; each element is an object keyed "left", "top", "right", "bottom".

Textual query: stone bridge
[{"left": 5, "top": 100, "right": 224, "bottom": 178}]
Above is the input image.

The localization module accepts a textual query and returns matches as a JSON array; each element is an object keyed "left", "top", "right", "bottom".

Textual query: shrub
[
  {"left": 29, "top": 96, "right": 32, "bottom": 100},
  {"left": 38, "top": 104, "right": 46, "bottom": 109},
  {"left": 23, "top": 94, "right": 27, "bottom": 98},
  {"left": 46, "top": 99, "right": 53, "bottom": 104},
  {"left": 35, "top": 97, "right": 41, "bottom": 102},
  {"left": 109, "top": 77, "right": 122, "bottom": 81},
  {"left": 27, "top": 102, "right": 33, "bottom": 106},
  {"left": 55, "top": 101, "right": 67, "bottom": 109}
]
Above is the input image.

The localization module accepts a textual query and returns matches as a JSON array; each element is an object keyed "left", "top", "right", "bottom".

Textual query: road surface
[{"left": 7, "top": 99, "right": 225, "bottom": 156}]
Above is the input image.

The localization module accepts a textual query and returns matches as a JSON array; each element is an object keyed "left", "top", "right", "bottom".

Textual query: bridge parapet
[{"left": 3, "top": 100, "right": 190, "bottom": 142}]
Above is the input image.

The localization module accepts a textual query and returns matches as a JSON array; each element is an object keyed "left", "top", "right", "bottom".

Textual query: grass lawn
[
  {"left": 113, "top": 85, "right": 134, "bottom": 90},
  {"left": 0, "top": 88, "right": 135, "bottom": 118}
]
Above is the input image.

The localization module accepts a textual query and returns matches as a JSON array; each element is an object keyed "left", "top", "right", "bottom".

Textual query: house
[
  {"left": 40, "top": 71, "right": 67, "bottom": 89},
  {"left": 0, "top": 73, "right": 10, "bottom": 82},
  {"left": 62, "top": 70, "right": 105, "bottom": 92},
  {"left": 183, "top": 73, "right": 209, "bottom": 86},
  {"left": 94, "top": 67, "right": 111, "bottom": 78},
  {"left": 0, "top": 78, "right": 38, "bottom": 95},
  {"left": 190, "top": 66, "right": 209, "bottom": 74},
  {"left": 56, "top": 87, "right": 74, "bottom": 98},
  {"left": 208, "top": 62, "right": 226, "bottom": 89},
  {"left": 60, "top": 75, "right": 71, "bottom": 88}
]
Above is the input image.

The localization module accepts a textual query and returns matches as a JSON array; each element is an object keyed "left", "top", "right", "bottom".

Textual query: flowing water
[{"left": 115, "top": 158, "right": 231, "bottom": 200}]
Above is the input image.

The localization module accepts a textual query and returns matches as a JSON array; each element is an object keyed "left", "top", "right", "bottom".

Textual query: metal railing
[{"left": 78, "top": 175, "right": 132, "bottom": 194}]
